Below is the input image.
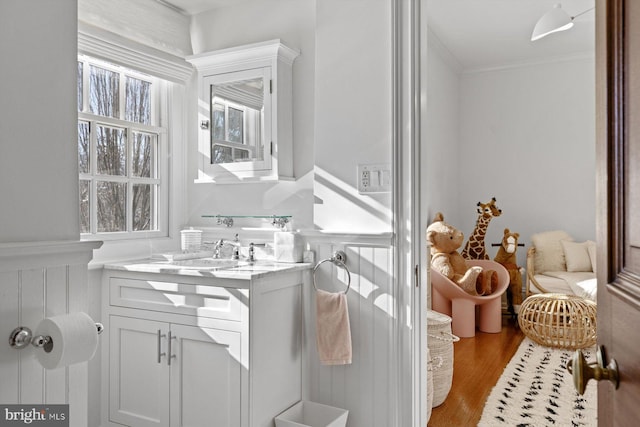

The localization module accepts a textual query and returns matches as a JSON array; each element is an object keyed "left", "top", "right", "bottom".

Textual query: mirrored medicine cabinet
[{"left": 187, "top": 40, "right": 299, "bottom": 183}]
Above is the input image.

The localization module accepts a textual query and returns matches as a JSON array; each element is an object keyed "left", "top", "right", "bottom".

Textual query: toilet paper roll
[{"left": 34, "top": 312, "right": 99, "bottom": 370}]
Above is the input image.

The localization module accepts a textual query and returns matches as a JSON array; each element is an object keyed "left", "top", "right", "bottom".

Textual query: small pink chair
[{"left": 431, "top": 260, "right": 509, "bottom": 338}]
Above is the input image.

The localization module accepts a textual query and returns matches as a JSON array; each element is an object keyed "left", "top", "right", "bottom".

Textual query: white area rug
[{"left": 478, "top": 337, "right": 597, "bottom": 427}]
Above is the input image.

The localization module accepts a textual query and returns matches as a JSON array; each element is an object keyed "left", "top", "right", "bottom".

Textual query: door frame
[{"left": 392, "top": 0, "right": 425, "bottom": 426}]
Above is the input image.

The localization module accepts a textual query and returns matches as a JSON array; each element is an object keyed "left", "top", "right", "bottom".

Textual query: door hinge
[
  {"left": 270, "top": 79, "right": 273, "bottom": 94},
  {"left": 415, "top": 265, "right": 419, "bottom": 288},
  {"left": 270, "top": 141, "right": 274, "bottom": 155}
]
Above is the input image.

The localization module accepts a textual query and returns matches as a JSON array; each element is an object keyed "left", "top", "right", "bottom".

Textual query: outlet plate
[{"left": 357, "top": 163, "right": 391, "bottom": 194}]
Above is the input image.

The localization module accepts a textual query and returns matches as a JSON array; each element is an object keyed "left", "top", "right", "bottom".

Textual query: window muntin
[{"left": 78, "top": 56, "right": 165, "bottom": 239}]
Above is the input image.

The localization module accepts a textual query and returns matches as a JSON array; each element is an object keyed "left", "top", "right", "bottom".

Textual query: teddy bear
[
  {"left": 493, "top": 228, "right": 525, "bottom": 314},
  {"left": 427, "top": 212, "right": 497, "bottom": 295}
]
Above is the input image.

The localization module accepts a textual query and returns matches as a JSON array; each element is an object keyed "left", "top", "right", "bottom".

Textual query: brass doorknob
[{"left": 566, "top": 346, "right": 620, "bottom": 395}]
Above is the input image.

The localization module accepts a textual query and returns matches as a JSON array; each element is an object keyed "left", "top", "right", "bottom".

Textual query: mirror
[
  {"left": 209, "top": 76, "right": 265, "bottom": 164},
  {"left": 203, "top": 66, "right": 271, "bottom": 167}
]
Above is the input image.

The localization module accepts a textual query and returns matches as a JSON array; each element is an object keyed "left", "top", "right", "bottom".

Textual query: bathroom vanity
[{"left": 100, "top": 259, "right": 310, "bottom": 427}]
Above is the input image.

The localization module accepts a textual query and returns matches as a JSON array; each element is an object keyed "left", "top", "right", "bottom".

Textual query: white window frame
[
  {"left": 78, "top": 56, "right": 169, "bottom": 241},
  {"left": 78, "top": 24, "right": 192, "bottom": 252}
]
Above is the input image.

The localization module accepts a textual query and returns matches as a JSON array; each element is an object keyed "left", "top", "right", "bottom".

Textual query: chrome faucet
[
  {"left": 213, "top": 239, "right": 224, "bottom": 259},
  {"left": 248, "top": 243, "right": 255, "bottom": 263},
  {"left": 247, "top": 242, "right": 266, "bottom": 263}
]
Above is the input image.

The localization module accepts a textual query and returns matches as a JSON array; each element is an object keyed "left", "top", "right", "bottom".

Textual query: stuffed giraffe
[{"left": 461, "top": 197, "right": 502, "bottom": 260}]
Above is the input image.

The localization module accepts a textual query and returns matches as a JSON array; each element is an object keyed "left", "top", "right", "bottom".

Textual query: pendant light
[{"left": 531, "top": 3, "right": 595, "bottom": 41}]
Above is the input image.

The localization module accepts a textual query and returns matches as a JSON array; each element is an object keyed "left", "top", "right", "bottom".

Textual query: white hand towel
[{"left": 315, "top": 289, "right": 352, "bottom": 365}]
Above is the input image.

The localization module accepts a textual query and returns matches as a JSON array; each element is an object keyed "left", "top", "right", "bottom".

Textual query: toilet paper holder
[{"left": 9, "top": 323, "right": 104, "bottom": 350}]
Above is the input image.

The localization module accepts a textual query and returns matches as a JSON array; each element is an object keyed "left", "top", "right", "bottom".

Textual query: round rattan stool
[{"left": 518, "top": 293, "right": 597, "bottom": 350}]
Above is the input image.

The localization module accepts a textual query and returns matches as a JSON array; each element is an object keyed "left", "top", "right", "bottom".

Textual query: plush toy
[
  {"left": 427, "top": 212, "right": 497, "bottom": 295},
  {"left": 493, "top": 228, "right": 524, "bottom": 314},
  {"left": 462, "top": 197, "right": 502, "bottom": 260}
]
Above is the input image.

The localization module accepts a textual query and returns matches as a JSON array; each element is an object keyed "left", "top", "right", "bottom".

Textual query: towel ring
[{"left": 313, "top": 250, "right": 351, "bottom": 294}]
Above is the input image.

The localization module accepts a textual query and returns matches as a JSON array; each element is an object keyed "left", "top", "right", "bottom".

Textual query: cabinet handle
[
  {"left": 157, "top": 329, "right": 166, "bottom": 364},
  {"left": 167, "top": 331, "right": 177, "bottom": 366}
]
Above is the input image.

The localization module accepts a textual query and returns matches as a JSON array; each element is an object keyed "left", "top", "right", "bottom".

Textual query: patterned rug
[{"left": 478, "top": 337, "right": 597, "bottom": 427}]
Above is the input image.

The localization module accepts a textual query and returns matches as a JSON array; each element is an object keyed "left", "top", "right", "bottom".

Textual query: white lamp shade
[{"left": 531, "top": 4, "right": 574, "bottom": 41}]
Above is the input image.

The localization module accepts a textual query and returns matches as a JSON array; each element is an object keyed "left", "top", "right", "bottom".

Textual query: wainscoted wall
[
  {"left": 304, "top": 234, "right": 394, "bottom": 427},
  {"left": 0, "top": 241, "right": 101, "bottom": 427}
]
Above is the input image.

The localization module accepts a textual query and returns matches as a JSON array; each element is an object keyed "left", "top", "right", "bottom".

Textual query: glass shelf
[{"left": 202, "top": 214, "right": 292, "bottom": 229}]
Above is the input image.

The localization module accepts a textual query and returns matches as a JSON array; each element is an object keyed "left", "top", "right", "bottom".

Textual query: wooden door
[
  {"left": 109, "top": 316, "right": 170, "bottom": 427},
  {"left": 596, "top": 0, "right": 640, "bottom": 424},
  {"left": 169, "top": 324, "right": 242, "bottom": 427}
]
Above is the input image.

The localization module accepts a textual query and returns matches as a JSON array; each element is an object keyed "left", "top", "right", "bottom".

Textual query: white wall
[
  {"left": 313, "top": 0, "right": 393, "bottom": 233},
  {"left": 0, "top": 0, "right": 79, "bottom": 243},
  {"left": 307, "top": 2, "right": 395, "bottom": 425},
  {"left": 423, "top": 30, "right": 462, "bottom": 228},
  {"left": 457, "top": 56, "right": 596, "bottom": 265},
  {"left": 0, "top": 5, "right": 99, "bottom": 423},
  {"left": 187, "top": 0, "right": 316, "bottom": 231}
]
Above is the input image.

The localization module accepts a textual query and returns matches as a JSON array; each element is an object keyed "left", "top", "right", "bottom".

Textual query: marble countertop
[{"left": 104, "top": 258, "right": 312, "bottom": 280}]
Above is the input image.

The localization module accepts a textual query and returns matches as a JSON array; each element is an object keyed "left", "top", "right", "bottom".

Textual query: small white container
[
  {"left": 274, "top": 231, "right": 304, "bottom": 263},
  {"left": 275, "top": 401, "right": 348, "bottom": 427},
  {"left": 180, "top": 228, "right": 202, "bottom": 253}
]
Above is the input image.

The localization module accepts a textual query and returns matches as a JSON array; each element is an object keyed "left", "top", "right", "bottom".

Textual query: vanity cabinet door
[
  {"left": 109, "top": 316, "right": 170, "bottom": 427},
  {"left": 171, "top": 325, "right": 242, "bottom": 427},
  {"left": 108, "top": 316, "right": 242, "bottom": 427},
  {"left": 169, "top": 324, "right": 242, "bottom": 427}
]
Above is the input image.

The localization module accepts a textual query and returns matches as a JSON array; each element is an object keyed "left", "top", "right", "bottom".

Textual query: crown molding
[
  {"left": 462, "top": 50, "right": 595, "bottom": 75},
  {"left": 78, "top": 21, "right": 193, "bottom": 83}
]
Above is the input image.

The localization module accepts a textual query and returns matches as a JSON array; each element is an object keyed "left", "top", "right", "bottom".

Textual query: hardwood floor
[{"left": 428, "top": 319, "right": 525, "bottom": 426}]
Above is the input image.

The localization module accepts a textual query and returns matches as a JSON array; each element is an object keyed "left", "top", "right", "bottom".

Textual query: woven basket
[
  {"left": 427, "top": 348, "right": 433, "bottom": 422},
  {"left": 518, "top": 293, "right": 597, "bottom": 350},
  {"left": 427, "top": 310, "right": 459, "bottom": 407}
]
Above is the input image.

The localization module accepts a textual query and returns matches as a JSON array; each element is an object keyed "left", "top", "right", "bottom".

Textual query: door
[
  {"left": 596, "top": 0, "right": 640, "bottom": 424},
  {"left": 169, "top": 324, "right": 242, "bottom": 427},
  {"left": 109, "top": 316, "right": 170, "bottom": 427}
]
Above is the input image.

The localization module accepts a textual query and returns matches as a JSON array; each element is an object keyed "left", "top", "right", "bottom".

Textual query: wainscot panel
[
  {"left": 304, "top": 233, "right": 394, "bottom": 427},
  {"left": 0, "top": 241, "right": 101, "bottom": 427}
]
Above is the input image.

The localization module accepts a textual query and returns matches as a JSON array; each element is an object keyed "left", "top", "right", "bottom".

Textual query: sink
[
  {"left": 152, "top": 258, "right": 287, "bottom": 272},
  {"left": 227, "top": 261, "right": 282, "bottom": 272},
  {"left": 155, "top": 258, "right": 240, "bottom": 270}
]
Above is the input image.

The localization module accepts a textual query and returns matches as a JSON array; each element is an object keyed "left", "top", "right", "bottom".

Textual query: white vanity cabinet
[
  {"left": 107, "top": 316, "right": 241, "bottom": 427},
  {"left": 187, "top": 40, "right": 299, "bottom": 183},
  {"left": 101, "top": 264, "right": 308, "bottom": 427}
]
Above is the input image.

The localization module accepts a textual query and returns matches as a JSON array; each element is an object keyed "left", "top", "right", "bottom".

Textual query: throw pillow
[
  {"left": 561, "top": 240, "right": 594, "bottom": 272},
  {"left": 531, "top": 230, "right": 573, "bottom": 273}
]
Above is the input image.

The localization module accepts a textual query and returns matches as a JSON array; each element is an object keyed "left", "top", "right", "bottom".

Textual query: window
[{"left": 78, "top": 56, "right": 167, "bottom": 238}]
